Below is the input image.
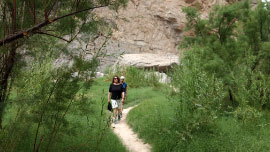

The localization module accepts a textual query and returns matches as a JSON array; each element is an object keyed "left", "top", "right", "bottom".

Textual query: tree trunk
[{"left": 0, "top": 45, "right": 17, "bottom": 128}]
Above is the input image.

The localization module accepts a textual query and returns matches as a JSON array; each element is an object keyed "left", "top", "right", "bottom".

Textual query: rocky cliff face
[
  {"left": 95, "top": 0, "right": 228, "bottom": 54},
  {"left": 54, "top": 0, "right": 259, "bottom": 72},
  {"left": 93, "top": 0, "right": 233, "bottom": 71}
]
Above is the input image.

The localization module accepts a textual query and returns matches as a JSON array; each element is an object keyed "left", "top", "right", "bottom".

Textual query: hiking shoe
[
  {"left": 118, "top": 115, "right": 121, "bottom": 121},
  {"left": 114, "top": 119, "right": 118, "bottom": 124},
  {"left": 120, "top": 112, "right": 122, "bottom": 118}
]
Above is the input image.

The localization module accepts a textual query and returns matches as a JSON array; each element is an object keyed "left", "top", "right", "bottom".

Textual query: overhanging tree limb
[
  {"left": 35, "top": 31, "right": 71, "bottom": 42},
  {"left": 0, "top": 4, "right": 112, "bottom": 46}
]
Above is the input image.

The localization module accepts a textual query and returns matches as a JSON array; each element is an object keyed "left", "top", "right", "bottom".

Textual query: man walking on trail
[{"left": 120, "top": 76, "right": 127, "bottom": 117}]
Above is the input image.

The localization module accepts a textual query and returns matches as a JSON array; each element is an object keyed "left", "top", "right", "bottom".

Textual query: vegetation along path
[{"left": 112, "top": 106, "right": 152, "bottom": 152}]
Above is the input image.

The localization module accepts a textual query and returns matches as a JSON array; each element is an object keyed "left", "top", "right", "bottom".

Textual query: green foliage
[
  {"left": 171, "top": 49, "right": 225, "bottom": 142},
  {"left": 104, "top": 64, "right": 125, "bottom": 80},
  {"left": 0, "top": 0, "right": 127, "bottom": 39},
  {"left": 0, "top": 49, "right": 95, "bottom": 150},
  {"left": 125, "top": 1, "right": 270, "bottom": 151},
  {"left": 0, "top": 0, "right": 127, "bottom": 103},
  {"left": 104, "top": 65, "right": 161, "bottom": 88},
  {"left": 125, "top": 67, "right": 160, "bottom": 88},
  {"left": 0, "top": 76, "right": 127, "bottom": 151},
  {"left": 127, "top": 80, "right": 270, "bottom": 152},
  {"left": 180, "top": 1, "right": 270, "bottom": 109},
  {"left": 168, "top": 0, "right": 270, "bottom": 150},
  {"left": 0, "top": 1, "right": 126, "bottom": 148},
  {"left": 0, "top": 0, "right": 128, "bottom": 151}
]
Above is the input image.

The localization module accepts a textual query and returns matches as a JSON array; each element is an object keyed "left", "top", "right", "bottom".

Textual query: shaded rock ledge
[{"left": 115, "top": 53, "right": 179, "bottom": 72}]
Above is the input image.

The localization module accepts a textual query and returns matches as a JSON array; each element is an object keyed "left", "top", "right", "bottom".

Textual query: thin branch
[
  {"left": 51, "top": 4, "right": 112, "bottom": 22},
  {"left": 97, "top": 35, "right": 111, "bottom": 57},
  {"left": 43, "top": 0, "right": 51, "bottom": 20},
  {"left": 2, "top": 3, "right": 7, "bottom": 37},
  {"left": 34, "top": 0, "right": 36, "bottom": 23},
  {"left": 51, "top": 0, "right": 59, "bottom": 18},
  {"left": 76, "top": 0, "right": 81, "bottom": 11},
  {"left": 33, "top": 79, "right": 59, "bottom": 152},
  {"left": 21, "top": 1, "right": 25, "bottom": 30},
  {"left": 35, "top": 31, "right": 71, "bottom": 42},
  {"left": 68, "top": 19, "right": 87, "bottom": 42},
  {"left": 0, "top": 4, "right": 113, "bottom": 46},
  {"left": 26, "top": 0, "right": 35, "bottom": 23},
  {"left": 45, "top": 108, "right": 61, "bottom": 152},
  {"left": 45, "top": 84, "right": 84, "bottom": 152},
  {"left": 35, "top": 135, "right": 44, "bottom": 152},
  {"left": 12, "top": 0, "right": 16, "bottom": 33}
]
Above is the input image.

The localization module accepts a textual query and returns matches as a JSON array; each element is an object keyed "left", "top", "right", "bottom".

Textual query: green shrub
[
  {"left": 104, "top": 64, "right": 125, "bottom": 81},
  {"left": 126, "top": 1, "right": 270, "bottom": 151},
  {"left": 104, "top": 65, "right": 161, "bottom": 88},
  {"left": 0, "top": 56, "right": 126, "bottom": 151},
  {"left": 170, "top": 49, "right": 225, "bottom": 143}
]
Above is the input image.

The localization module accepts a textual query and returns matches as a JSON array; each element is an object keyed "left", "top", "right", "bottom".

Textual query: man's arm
[{"left": 125, "top": 86, "right": 128, "bottom": 100}]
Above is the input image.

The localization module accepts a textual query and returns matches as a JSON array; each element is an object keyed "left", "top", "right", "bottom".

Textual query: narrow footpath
[{"left": 112, "top": 106, "right": 152, "bottom": 152}]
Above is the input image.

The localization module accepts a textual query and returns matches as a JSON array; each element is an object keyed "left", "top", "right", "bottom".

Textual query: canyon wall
[{"left": 93, "top": 0, "right": 232, "bottom": 70}]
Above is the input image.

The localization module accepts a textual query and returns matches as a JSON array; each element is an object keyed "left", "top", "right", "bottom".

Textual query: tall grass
[
  {"left": 126, "top": 83, "right": 270, "bottom": 151},
  {"left": 0, "top": 78, "right": 126, "bottom": 152},
  {"left": 126, "top": 89, "right": 176, "bottom": 152},
  {"left": 117, "top": 62, "right": 270, "bottom": 151}
]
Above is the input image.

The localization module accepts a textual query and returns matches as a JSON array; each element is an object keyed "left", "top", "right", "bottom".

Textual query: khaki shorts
[{"left": 111, "top": 99, "right": 121, "bottom": 109}]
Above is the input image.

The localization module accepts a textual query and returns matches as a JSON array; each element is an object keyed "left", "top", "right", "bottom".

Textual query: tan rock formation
[
  {"left": 116, "top": 53, "right": 179, "bottom": 72},
  {"left": 93, "top": 0, "right": 231, "bottom": 71},
  {"left": 55, "top": 0, "right": 258, "bottom": 72}
]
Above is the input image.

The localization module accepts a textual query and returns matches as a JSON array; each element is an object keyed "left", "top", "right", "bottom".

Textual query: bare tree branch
[
  {"left": 52, "top": 0, "right": 59, "bottom": 18},
  {"left": 34, "top": 0, "right": 36, "bottom": 23},
  {"left": 12, "top": 0, "right": 16, "bottom": 33},
  {"left": 26, "top": 0, "right": 35, "bottom": 23},
  {"left": 21, "top": 1, "right": 26, "bottom": 30},
  {"left": 0, "top": 4, "right": 113, "bottom": 46}
]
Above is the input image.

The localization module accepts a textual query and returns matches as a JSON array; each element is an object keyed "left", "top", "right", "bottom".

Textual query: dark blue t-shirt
[{"left": 122, "top": 82, "right": 127, "bottom": 92}]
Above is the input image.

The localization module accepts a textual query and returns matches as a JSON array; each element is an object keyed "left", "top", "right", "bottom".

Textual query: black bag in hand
[{"left": 107, "top": 102, "right": 112, "bottom": 111}]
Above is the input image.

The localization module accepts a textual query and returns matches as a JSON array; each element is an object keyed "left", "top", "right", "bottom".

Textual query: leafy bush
[
  {"left": 180, "top": 1, "right": 270, "bottom": 110},
  {"left": 0, "top": 52, "right": 97, "bottom": 151},
  {"left": 171, "top": 0, "right": 270, "bottom": 148},
  {"left": 104, "top": 65, "right": 161, "bottom": 88},
  {"left": 171, "top": 49, "right": 225, "bottom": 143},
  {"left": 104, "top": 64, "right": 126, "bottom": 81},
  {"left": 126, "top": 1, "right": 270, "bottom": 151},
  {"left": 125, "top": 67, "right": 161, "bottom": 88}
]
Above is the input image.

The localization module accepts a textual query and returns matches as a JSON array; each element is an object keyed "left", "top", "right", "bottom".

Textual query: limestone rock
[
  {"left": 94, "top": 0, "right": 229, "bottom": 71},
  {"left": 153, "top": 72, "right": 171, "bottom": 84},
  {"left": 117, "top": 53, "right": 179, "bottom": 72},
  {"left": 95, "top": 72, "right": 104, "bottom": 78}
]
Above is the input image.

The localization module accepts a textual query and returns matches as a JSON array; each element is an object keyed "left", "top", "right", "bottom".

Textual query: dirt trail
[{"left": 112, "top": 106, "right": 152, "bottom": 152}]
